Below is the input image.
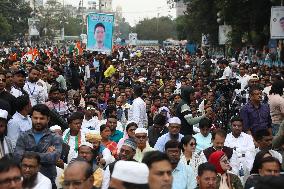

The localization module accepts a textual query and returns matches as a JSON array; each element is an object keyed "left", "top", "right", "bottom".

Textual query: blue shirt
[
  {"left": 109, "top": 130, "right": 124, "bottom": 143},
  {"left": 193, "top": 133, "right": 212, "bottom": 152},
  {"left": 172, "top": 161, "right": 196, "bottom": 189},
  {"left": 240, "top": 102, "right": 272, "bottom": 134},
  {"left": 154, "top": 133, "right": 184, "bottom": 152},
  {"left": 33, "top": 132, "right": 44, "bottom": 144}
]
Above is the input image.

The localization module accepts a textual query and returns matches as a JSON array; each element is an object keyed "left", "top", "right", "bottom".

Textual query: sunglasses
[
  {"left": 189, "top": 143, "right": 197, "bottom": 147},
  {"left": 0, "top": 78, "right": 6, "bottom": 82}
]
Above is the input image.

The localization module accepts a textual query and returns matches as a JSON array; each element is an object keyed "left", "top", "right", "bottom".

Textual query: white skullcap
[
  {"left": 50, "top": 125, "right": 61, "bottom": 131},
  {"left": 0, "top": 109, "right": 8, "bottom": 120},
  {"left": 135, "top": 128, "right": 148, "bottom": 135},
  {"left": 168, "top": 117, "right": 181, "bottom": 125},
  {"left": 79, "top": 142, "right": 93, "bottom": 149},
  {"left": 112, "top": 161, "right": 149, "bottom": 184}
]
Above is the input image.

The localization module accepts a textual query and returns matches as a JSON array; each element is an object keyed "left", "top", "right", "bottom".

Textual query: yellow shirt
[{"left": 134, "top": 143, "right": 155, "bottom": 162}]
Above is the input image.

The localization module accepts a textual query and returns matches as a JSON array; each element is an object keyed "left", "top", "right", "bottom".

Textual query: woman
[
  {"left": 180, "top": 135, "right": 207, "bottom": 177},
  {"left": 100, "top": 124, "right": 118, "bottom": 158},
  {"left": 244, "top": 150, "right": 272, "bottom": 189},
  {"left": 117, "top": 122, "right": 138, "bottom": 151},
  {"left": 208, "top": 151, "right": 243, "bottom": 189}
]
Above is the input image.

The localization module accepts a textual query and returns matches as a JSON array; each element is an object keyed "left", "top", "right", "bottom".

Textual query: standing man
[
  {"left": 142, "top": 151, "right": 173, "bottom": 189},
  {"left": 7, "top": 95, "right": 32, "bottom": 149},
  {"left": 107, "top": 115, "right": 124, "bottom": 143},
  {"left": 23, "top": 67, "right": 45, "bottom": 106},
  {"left": 21, "top": 152, "right": 52, "bottom": 189},
  {"left": 128, "top": 85, "right": 148, "bottom": 128},
  {"left": 240, "top": 85, "right": 272, "bottom": 135},
  {"left": 14, "top": 104, "right": 62, "bottom": 188}
]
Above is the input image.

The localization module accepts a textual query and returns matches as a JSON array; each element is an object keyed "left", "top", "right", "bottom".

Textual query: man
[
  {"left": 196, "top": 162, "right": 217, "bottom": 189},
  {"left": 240, "top": 85, "right": 272, "bottom": 135},
  {"left": 193, "top": 117, "right": 212, "bottom": 152},
  {"left": 7, "top": 95, "right": 32, "bottom": 148},
  {"left": 14, "top": 104, "right": 62, "bottom": 187},
  {"left": 45, "top": 87, "right": 69, "bottom": 118},
  {"left": 165, "top": 140, "right": 196, "bottom": 189},
  {"left": 109, "top": 160, "right": 149, "bottom": 189},
  {"left": 21, "top": 152, "right": 52, "bottom": 189},
  {"left": 0, "top": 109, "right": 13, "bottom": 157},
  {"left": 107, "top": 115, "right": 124, "bottom": 143},
  {"left": 78, "top": 142, "right": 104, "bottom": 188},
  {"left": 202, "top": 129, "right": 233, "bottom": 160},
  {"left": 176, "top": 86, "right": 212, "bottom": 135},
  {"left": 0, "top": 71, "right": 17, "bottom": 115},
  {"left": 245, "top": 157, "right": 281, "bottom": 189},
  {"left": 236, "top": 64, "right": 250, "bottom": 91},
  {"left": 252, "top": 129, "right": 282, "bottom": 170},
  {"left": 10, "top": 69, "right": 27, "bottom": 98},
  {"left": 0, "top": 156, "right": 23, "bottom": 189},
  {"left": 93, "top": 23, "right": 109, "bottom": 51},
  {"left": 23, "top": 67, "right": 45, "bottom": 106},
  {"left": 142, "top": 151, "right": 173, "bottom": 189},
  {"left": 62, "top": 112, "right": 85, "bottom": 163},
  {"left": 102, "top": 138, "right": 137, "bottom": 189},
  {"left": 225, "top": 116, "right": 255, "bottom": 178},
  {"left": 62, "top": 159, "right": 95, "bottom": 189},
  {"left": 116, "top": 96, "right": 127, "bottom": 123},
  {"left": 154, "top": 117, "right": 184, "bottom": 152},
  {"left": 134, "top": 128, "right": 155, "bottom": 162},
  {"left": 128, "top": 85, "right": 148, "bottom": 128},
  {"left": 81, "top": 102, "right": 101, "bottom": 132},
  {"left": 148, "top": 114, "right": 168, "bottom": 147},
  {"left": 220, "top": 59, "right": 233, "bottom": 79}
]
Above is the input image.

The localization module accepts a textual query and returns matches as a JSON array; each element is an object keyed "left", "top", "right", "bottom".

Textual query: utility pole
[{"left": 99, "top": 0, "right": 102, "bottom": 12}]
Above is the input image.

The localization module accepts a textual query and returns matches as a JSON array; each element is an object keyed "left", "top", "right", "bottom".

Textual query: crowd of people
[{"left": 0, "top": 43, "right": 283, "bottom": 189}]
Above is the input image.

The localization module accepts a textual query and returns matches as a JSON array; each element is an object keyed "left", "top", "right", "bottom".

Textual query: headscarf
[
  {"left": 158, "top": 106, "right": 171, "bottom": 120},
  {"left": 85, "top": 130, "right": 102, "bottom": 143},
  {"left": 208, "top": 151, "right": 226, "bottom": 174}
]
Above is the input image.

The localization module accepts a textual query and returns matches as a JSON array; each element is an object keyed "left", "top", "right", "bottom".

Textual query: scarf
[
  {"left": 208, "top": 150, "right": 225, "bottom": 174},
  {"left": 63, "top": 130, "right": 81, "bottom": 152}
]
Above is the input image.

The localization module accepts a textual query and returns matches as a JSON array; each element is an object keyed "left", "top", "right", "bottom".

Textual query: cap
[
  {"left": 123, "top": 138, "right": 137, "bottom": 150},
  {"left": 249, "top": 74, "right": 259, "bottom": 81},
  {"left": 85, "top": 130, "right": 102, "bottom": 142},
  {"left": 0, "top": 109, "right": 8, "bottom": 120},
  {"left": 50, "top": 125, "right": 61, "bottom": 131},
  {"left": 79, "top": 142, "right": 94, "bottom": 149},
  {"left": 168, "top": 117, "right": 181, "bottom": 125},
  {"left": 112, "top": 161, "right": 149, "bottom": 184},
  {"left": 135, "top": 128, "right": 148, "bottom": 135}
]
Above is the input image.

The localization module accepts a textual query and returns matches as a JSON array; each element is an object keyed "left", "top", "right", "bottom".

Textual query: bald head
[
  {"left": 116, "top": 96, "right": 123, "bottom": 107},
  {"left": 63, "top": 161, "right": 94, "bottom": 189}
]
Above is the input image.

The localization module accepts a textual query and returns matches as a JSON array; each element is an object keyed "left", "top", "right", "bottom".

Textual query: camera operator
[{"left": 219, "top": 59, "right": 233, "bottom": 80}]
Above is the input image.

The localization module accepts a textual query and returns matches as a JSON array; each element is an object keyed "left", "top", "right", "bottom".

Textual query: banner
[
  {"left": 28, "top": 18, "right": 40, "bottom": 36},
  {"left": 201, "top": 34, "right": 209, "bottom": 46},
  {"left": 270, "top": 6, "right": 284, "bottom": 39},
  {"left": 218, "top": 25, "right": 232, "bottom": 45},
  {"left": 129, "top": 33, "right": 138, "bottom": 45},
  {"left": 87, "top": 13, "right": 114, "bottom": 53}
]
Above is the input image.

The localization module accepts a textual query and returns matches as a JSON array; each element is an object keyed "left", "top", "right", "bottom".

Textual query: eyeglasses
[
  {"left": 0, "top": 78, "right": 6, "bottom": 82},
  {"left": 189, "top": 142, "right": 197, "bottom": 147},
  {"left": 0, "top": 176, "right": 23, "bottom": 186},
  {"left": 63, "top": 178, "right": 88, "bottom": 188}
]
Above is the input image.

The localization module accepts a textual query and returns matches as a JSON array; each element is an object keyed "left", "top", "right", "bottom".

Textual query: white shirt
[
  {"left": 37, "top": 79, "right": 48, "bottom": 101},
  {"left": 10, "top": 86, "right": 23, "bottom": 98},
  {"left": 193, "top": 133, "right": 212, "bottom": 152},
  {"left": 154, "top": 133, "right": 184, "bottom": 152},
  {"left": 128, "top": 97, "right": 148, "bottom": 128},
  {"left": 81, "top": 117, "right": 100, "bottom": 132},
  {"left": 236, "top": 74, "right": 250, "bottom": 91},
  {"left": 32, "top": 172, "right": 52, "bottom": 189},
  {"left": 225, "top": 132, "right": 255, "bottom": 152},
  {"left": 222, "top": 66, "right": 233, "bottom": 79},
  {"left": 23, "top": 81, "right": 45, "bottom": 106}
]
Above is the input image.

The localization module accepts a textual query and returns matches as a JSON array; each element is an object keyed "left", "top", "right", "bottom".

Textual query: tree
[
  {"left": 133, "top": 16, "right": 176, "bottom": 42},
  {"left": 64, "top": 17, "right": 82, "bottom": 36}
]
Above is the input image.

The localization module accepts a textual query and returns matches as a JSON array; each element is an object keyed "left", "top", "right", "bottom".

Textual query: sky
[{"left": 59, "top": 0, "right": 176, "bottom": 26}]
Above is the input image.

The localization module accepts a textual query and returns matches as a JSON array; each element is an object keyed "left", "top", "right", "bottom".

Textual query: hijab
[{"left": 208, "top": 150, "right": 226, "bottom": 174}]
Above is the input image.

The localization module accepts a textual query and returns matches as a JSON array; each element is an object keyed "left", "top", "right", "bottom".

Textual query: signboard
[
  {"left": 270, "top": 6, "right": 284, "bottom": 39},
  {"left": 201, "top": 34, "right": 210, "bottom": 46},
  {"left": 87, "top": 13, "right": 114, "bottom": 53},
  {"left": 218, "top": 25, "right": 232, "bottom": 45},
  {"left": 129, "top": 33, "right": 138, "bottom": 45},
  {"left": 28, "top": 18, "right": 40, "bottom": 36}
]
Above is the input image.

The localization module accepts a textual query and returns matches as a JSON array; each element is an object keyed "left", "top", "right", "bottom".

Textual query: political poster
[
  {"left": 270, "top": 6, "right": 284, "bottom": 39},
  {"left": 129, "top": 33, "right": 138, "bottom": 45},
  {"left": 28, "top": 18, "right": 40, "bottom": 36},
  {"left": 218, "top": 25, "right": 232, "bottom": 45},
  {"left": 87, "top": 13, "right": 114, "bottom": 53},
  {"left": 201, "top": 34, "right": 210, "bottom": 46}
]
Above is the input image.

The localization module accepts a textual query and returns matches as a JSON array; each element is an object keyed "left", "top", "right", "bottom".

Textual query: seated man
[
  {"left": 193, "top": 117, "right": 212, "bottom": 152},
  {"left": 21, "top": 152, "right": 52, "bottom": 189},
  {"left": 154, "top": 117, "right": 184, "bottom": 152}
]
